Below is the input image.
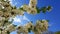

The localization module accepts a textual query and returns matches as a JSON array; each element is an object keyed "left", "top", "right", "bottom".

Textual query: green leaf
[
  {"left": 40, "top": 20, "right": 44, "bottom": 23},
  {"left": 33, "top": 26, "right": 37, "bottom": 32},
  {"left": 28, "top": 28, "right": 32, "bottom": 33},
  {"left": 19, "top": 7, "right": 23, "bottom": 10},
  {"left": 30, "top": 21, "right": 33, "bottom": 23},
  {"left": 7, "top": 31, "right": 10, "bottom": 34},
  {"left": 36, "top": 7, "right": 40, "bottom": 13},
  {"left": 13, "top": 25, "right": 17, "bottom": 27},
  {"left": 47, "top": 6, "right": 52, "bottom": 11},
  {"left": 41, "top": 7, "right": 47, "bottom": 13},
  {"left": 46, "top": 20, "right": 49, "bottom": 22},
  {"left": 19, "top": 7, "right": 26, "bottom": 11},
  {"left": 12, "top": 6, "right": 16, "bottom": 9}
]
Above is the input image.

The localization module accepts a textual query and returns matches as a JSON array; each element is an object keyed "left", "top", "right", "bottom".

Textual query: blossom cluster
[
  {"left": 16, "top": 20, "right": 48, "bottom": 34},
  {"left": 0, "top": 20, "right": 48, "bottom": 34},
  {"left": 0, "top": 0, "right": 51, "bottom": 34},
  {"left": 21, "top": 0, "right": 37, "bottom": 14}
]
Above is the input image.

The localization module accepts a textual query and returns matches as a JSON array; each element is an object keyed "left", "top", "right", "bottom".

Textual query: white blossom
[
  {"left": 27, "top": 8, "right": 37, "bottom": 14},
  {"left": 21, "top": 4, "right": 29, "bottom": 10},
  {"left": 5, "top": 24, "right": 16, "bottom": 32},
  {"left": 29, "top": 0, "right": 37, "bottom": 8}
]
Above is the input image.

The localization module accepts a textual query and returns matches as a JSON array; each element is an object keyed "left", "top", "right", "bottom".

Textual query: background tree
[{"left": 55, "top": 31, "right": 60, "bottom": 34}]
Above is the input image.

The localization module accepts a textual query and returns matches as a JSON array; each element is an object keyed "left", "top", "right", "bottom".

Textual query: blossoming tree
[{"left": 0, "top": 0, "right": 52, "bottom": 34}]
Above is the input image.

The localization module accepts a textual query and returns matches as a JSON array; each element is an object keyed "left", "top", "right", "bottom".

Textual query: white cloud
[
  {"left": 10, "top": 15, "right": 29, "bottom": 23},
  {"left": 13, "top": 17, "right": 21, "bottom": 23},
  {"left": 23, "top": 16, "right": 30, "bottom": 21},
  {"left": 11, "top": 15, "right": 30, "bottom": 26}
]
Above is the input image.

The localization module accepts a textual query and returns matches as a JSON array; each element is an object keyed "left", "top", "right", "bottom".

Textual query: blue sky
[{"left": 10, "top": 0, "right": 60, "bottom": 34}]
